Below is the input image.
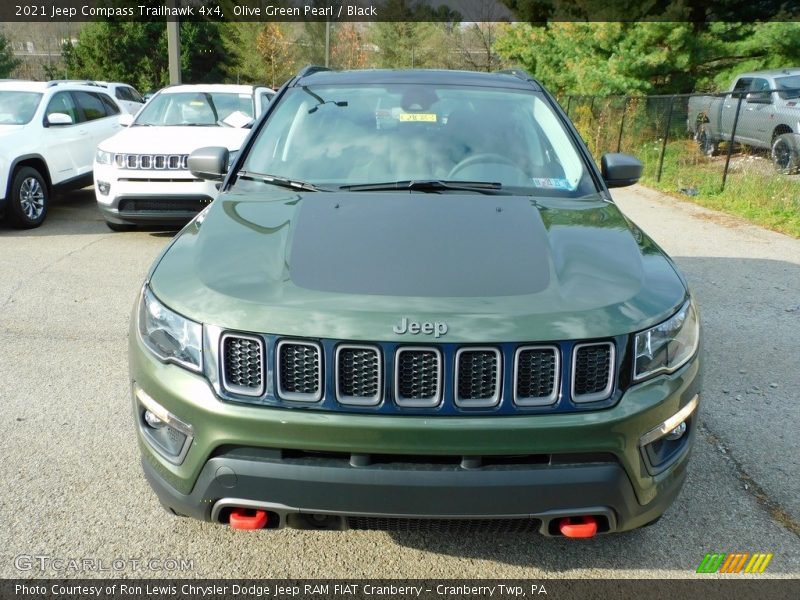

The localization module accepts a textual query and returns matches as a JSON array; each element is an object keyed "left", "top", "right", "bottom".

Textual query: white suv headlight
[
  {"left": 634, "top": 300, "right": 699, "bottom": 381},
  {"left": 96, "top": 149, "right": 113, "bottom": 165},
  {"left": 138, "top": 286, "right": 202, "bottom": 372}
]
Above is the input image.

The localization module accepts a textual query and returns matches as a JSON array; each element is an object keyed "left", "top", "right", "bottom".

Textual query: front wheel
[
  {"left": 696, "top": 124, "right": 718, "bottom": 157},
  {"left": 771, "top": 133, "right": 800, "bottom": 174},
  {"left": 7, "top": 167, "right": 48, "bottom": 229}
]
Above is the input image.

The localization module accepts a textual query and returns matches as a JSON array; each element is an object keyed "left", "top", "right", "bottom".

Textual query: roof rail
[
  {"left": 497, "top": 68, "right": 535, "bottom": 82},
  {"left": 296, "top": 65, "right": 333, "bottom": 79},
  {"left": 46, "top": 79, "right": 105, "bottom": 88}
]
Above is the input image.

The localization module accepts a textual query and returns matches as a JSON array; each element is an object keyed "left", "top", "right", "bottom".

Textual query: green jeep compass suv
[{"left": 130, "top": 67, "right": 701, "bottom": 537}]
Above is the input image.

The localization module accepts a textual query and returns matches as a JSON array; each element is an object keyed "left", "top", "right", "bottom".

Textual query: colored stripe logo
[{"left": 697, "top": 553, "right": 773, "bottom": 573}]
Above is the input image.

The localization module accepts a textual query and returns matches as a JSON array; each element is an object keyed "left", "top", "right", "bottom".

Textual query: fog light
[
  {"left": 133, "top": 384, "right": 194, "bottom": 464},
  {"left": 639, "top": 395, "right": 699, "bottom": 473},
  {"left": 665, "top": 421, "right": 687, "bottom": 441},
  {"left": 143, "top": 409, "right": 165, "bottom": 429},
  {"left": 97, "top": 181, "right": 110, "bottom": 195}
]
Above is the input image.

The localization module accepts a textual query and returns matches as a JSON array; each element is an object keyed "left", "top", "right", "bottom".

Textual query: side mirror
[
  {"left": 601, "top": 153, "right": 643, "bottom": 188},
  {"left": 188, "top": 146, "right": 229, "bottom": 181},
  {"left": 46, "top": 112, "right": 73, "bottom": 126},
  {"left": 745, "top": 91, "right": 771, "bottom": 104},
  {"left": 118, "top": 113, "right": 134, "bottom": 127}
]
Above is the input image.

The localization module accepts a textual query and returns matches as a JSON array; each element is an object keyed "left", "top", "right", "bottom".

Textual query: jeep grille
[
  {"left": 336, "top": 345, "right": 382, "bottom": 406},
  {"left": 514, "top": 346, "right": 559, "bottom": 405},
  {"left": 277, "top": 340, "right": 323, "bottom": 402},
  {"left": 572, "top": 342, "right": 615, "bottom": 402},
  {"left": 455, "top": 348, "right": 501, "bottom": 407},
  {"left": 394, "top": 348, "right": 442, "bottom": 407},
  {"left": 220, "top": 334, "right": 264, "bottom": 397},
  {"left": 115, "top": 153, "right": 189, "bottom": 170}
]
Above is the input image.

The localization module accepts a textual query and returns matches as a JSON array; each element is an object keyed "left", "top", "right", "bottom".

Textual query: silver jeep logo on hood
[{"left": 392, "top": 317, "right": 448, "bottom": 338}]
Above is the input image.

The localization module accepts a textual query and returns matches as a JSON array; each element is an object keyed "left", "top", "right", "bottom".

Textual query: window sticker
[{"left": 531, "top": 177, "right": 577, "bottom": 191}]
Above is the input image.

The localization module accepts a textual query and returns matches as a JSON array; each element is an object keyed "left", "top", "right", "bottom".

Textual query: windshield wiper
[
  {"left": 340, "top": 180, "right": 508, "bottom": 195},
  {"left": 237, "top": 171, "right": 327, "bottom": 192}
]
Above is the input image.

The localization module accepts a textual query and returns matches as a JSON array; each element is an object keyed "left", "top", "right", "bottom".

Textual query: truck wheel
[
  {"left": 7, "top": 167, "right": 48, "bottom": 229},
  {"left": 696, "top": 125, "right": 718, "bottom": 157},
  {"left": 771, "top": 133, "right": 800, "bottom": 174}
]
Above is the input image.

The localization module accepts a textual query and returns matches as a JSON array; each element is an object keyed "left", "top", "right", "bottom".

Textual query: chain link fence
[{"left": 561, "top": 89, "right": 800, "bottom": 233}]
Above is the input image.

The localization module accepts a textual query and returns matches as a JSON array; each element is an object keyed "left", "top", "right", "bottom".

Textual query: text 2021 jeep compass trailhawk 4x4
[{"left": 130, "top": 68, "right": 701, "bottom": 537}]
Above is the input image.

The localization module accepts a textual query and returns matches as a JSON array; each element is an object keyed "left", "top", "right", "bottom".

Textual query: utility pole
[
  {"left": 167, "top": 2, "right": 181, "bottom": 84},
  {"left": 325, "top": 20, "right": 330, "bottom": 67}
]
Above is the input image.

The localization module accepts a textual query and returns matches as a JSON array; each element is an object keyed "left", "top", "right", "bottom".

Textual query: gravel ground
[{"left": 0, "top": 186, "right": 798, "bottom": 579}]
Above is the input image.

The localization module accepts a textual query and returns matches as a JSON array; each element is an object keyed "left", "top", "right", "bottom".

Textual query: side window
[
  {"left": 750, "top": 78, "right": 770, "bottom": 92},
  {"left": 45, "top": 91, "right": 79, "bottom": 124},
  {"left": 74, "top": 91, "right": 107, "bottom": 121},
  {"left": 128, "top": 87, "right": 144, "bottom": 103},
  {"left": 732, "top": 78, "right": 752, "bottom": 95},
  {"left": 98, "top": 93, "right": 121, "bottom": 116}
]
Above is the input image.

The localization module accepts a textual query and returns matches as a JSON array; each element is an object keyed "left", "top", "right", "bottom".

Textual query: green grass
[{"left": 635, "top": 139, "right": 800, "bottom": 238}]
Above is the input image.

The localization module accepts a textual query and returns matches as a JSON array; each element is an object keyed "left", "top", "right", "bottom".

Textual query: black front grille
[
  {"left": 336, "top": 346, "right": 381, "bottom": 404},
  {"left": 278, "top": 341, "right": 322, "bottom": 401},
  {"left": 346, "top": 517, "right": 540, "bottom": 533},
  {"left": 221, "top": 335, "right": 264, "bottom": 396},
  {"left": 515, "top": 346, "right": 558, "bottom": 405},
  {"left": 456, "top": 349, "right": 500, "bottom": 406},
  {"left": 573, "top": 343, "right": 613, "bottom": 400},
  {"left": 395, "top": 349, "right": 441, "bottom": 406},
  {"left": 117, "top": 196, "right": 212, "bottom": 213}
]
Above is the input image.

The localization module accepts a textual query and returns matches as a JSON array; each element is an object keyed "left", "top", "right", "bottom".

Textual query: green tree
[
  {"left": 0, "top": 33, "right": 20, "bottom": 78},
  {"left": 62, "top": 21, "right": 232, "bottom": 92}
]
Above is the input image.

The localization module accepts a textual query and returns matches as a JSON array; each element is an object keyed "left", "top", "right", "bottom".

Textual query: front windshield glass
[
  {"left": 0, "top": 91, "right": 43, "bottom": 125},
  {"left": 239, "top": 83, "right": 595, "bottom": 195},
  {"left": 134, "top": 91, "right": 254, "bottom": 126},
  {"left": 776, "top": 76, "right": 800, "bottom": 99}
]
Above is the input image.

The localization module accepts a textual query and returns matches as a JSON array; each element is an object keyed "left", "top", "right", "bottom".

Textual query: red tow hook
[
  {"left": 229, "top": 508, "right": 268, "bottom": 530},
  {"left": 558, "top": 516, "right": 598, "bottom": 538}
]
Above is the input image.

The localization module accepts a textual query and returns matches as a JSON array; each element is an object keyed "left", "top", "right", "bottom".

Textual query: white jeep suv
[
  {"left": 94, "top": 84, "right": 272, "bottom": 231},
  {"left": 0, "top": 80, "right": 123, "bottom": 228}
]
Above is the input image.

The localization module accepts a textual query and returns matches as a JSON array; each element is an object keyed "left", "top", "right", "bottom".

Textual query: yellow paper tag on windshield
[{"left": 398, "top": 113, "right": 437, "bottom": 122}]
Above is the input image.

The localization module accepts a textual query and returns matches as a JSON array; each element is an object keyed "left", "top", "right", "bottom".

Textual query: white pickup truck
[{"left": 687, "top": 68, "right": 800, "bottom": 173}]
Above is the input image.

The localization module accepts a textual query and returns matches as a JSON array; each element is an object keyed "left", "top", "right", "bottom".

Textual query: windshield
[
  {"left": 0, "top": 91, "right": 43, "bottom": 125},
  {"left": 134, "top": 91, "right": 254, "bottom": 126},
  {"left": 239, "top": 83, "right": 594, "bottom": 195},
  {"left": 776, "top": 76, "right": 800, "bottom": 99}
]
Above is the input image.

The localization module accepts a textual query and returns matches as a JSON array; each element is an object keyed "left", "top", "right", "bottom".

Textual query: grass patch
[{"left": 636, "top": 139, "right": 800, "bottom": 238}]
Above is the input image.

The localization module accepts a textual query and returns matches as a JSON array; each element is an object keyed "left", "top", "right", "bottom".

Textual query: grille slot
[
  {"left": 277, "top": 340, "right": 323, "bottom": 402},
  {"left": 394, "top": 347, "right": 442, "bottom": 407},
  {"left": 514, "top": 345, "right": 559, "bottom": 406},
  {"left": 335, "top": 345, "right": 382, "bottom": 406},
  {"left": 454, "top": 347, "right": 501, "bottom": 407},
  {"left": 346, "top": 517, "right": 540, "bottom": 533},
  {"left": 220, "top": 334, "right": 265, "bottom": 396},
  {"left": 572, "top": 342, "right": 615, "bottom": 402}
]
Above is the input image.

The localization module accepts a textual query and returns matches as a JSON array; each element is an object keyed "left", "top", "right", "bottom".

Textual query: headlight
[
  {"left": 138, "top": 286, "right": 202, "bottom": 372},
  {"left": 634, "top": 300, "right": 699, "bottom": 381},
  {"left": 95, "top": 149, "right": 113, "bottom": 165}
]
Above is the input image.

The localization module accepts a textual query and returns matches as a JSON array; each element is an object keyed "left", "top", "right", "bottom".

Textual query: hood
[
  {"left": 98, "top": 125, "right": 248, "bottom": 154},
  {"left": 150, "top": 191, "right": 688, "bottom": 342}
]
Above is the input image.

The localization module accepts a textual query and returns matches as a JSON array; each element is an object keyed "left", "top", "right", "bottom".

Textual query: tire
[
  {"left": 7, "top": 167, "right": 48, "bottom": 229},
  {"left": 696, "top": 124, "right": 719, "bottom": 157},
  {"left": 771, "top": 133, "right": 800, "bottom": 174},
  {"left": 106, "top": 220, "right": 136, "bottom": 232}
]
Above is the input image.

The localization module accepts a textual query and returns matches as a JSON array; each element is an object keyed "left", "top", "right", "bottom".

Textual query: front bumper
[
  {"left": 93, "top": 164, "right": 216, "bottom": 225},
  {"left": 131, "top": 331, "right": 701, "bottom": 533}
]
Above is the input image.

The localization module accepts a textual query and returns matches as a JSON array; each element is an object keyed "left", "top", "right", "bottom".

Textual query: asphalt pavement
[{"left": 0, "top": 186, "right": 798, "bottom": 578}]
